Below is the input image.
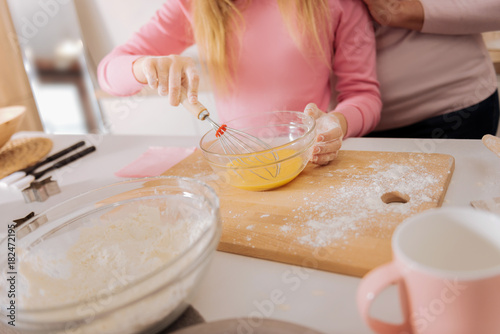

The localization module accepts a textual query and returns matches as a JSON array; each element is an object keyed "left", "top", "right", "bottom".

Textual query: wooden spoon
[{"left": 482, "top": 134, "right": 500, "bottom": 158}]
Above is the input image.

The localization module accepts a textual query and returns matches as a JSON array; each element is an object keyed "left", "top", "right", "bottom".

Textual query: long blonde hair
[{"left": 192, "top": 0, "right": 332, "bottom": 93}]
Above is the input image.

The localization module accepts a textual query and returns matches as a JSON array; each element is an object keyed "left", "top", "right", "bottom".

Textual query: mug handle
[{"left": 357, "top": 262, "right": 412, "bottom": 334}]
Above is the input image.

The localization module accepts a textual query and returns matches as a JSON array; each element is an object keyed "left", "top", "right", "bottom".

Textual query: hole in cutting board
[{"left": 381, "top": 191, "right": 410, "bottom": 204}]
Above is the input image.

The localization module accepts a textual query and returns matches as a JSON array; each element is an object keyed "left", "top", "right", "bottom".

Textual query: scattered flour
[
  {"left": 282, "top": 163, "right": 443, "bottom": 247},
  {"left": 280, "top": 225, "right": 292, "bottom": 233}
]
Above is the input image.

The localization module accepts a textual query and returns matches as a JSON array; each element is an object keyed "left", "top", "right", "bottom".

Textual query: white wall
[
  {"left": 8, "top": 0, "right": 81, "bottom": 59},
  {"left": 7, "top": 0, "right": 106, "bottom": 134},
  {"left": 75, "top": 0, "right": 168, "bottom": 69}
]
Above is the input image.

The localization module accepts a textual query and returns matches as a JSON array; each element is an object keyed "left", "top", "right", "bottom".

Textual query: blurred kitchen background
[{"left": 1, "top": 0, "right": 500, "bottom": 137}]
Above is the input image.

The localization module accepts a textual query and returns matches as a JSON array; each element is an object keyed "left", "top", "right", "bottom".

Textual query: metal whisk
[{"left": 181, "top": 92, "right": 280, "bottom": 180}]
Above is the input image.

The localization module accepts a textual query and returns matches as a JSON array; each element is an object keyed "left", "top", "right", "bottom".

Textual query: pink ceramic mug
[{"left": 357, "top": 207, "right": 500, "bottom": 334}]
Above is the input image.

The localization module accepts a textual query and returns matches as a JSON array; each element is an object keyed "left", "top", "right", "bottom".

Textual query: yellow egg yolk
[{"left": 226, "top": 149, "right": 304, "bottom": 191}]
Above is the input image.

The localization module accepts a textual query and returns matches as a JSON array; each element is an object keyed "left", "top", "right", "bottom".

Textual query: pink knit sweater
[{"left": 98, "top": 0, "right": 381, "bottom": 138}]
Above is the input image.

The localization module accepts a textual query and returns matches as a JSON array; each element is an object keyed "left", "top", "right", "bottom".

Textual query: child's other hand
[
  {"left": 133, "top": 55, "right": 200, "bottom": 106},
  {"left": 304, "top": 103, "right": 343, "bottom": 165}
]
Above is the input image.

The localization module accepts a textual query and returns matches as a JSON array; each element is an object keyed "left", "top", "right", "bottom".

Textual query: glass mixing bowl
[
  {"left": 200, "top": 111, "right": 316, "bottom": 191},
  {"left": 0, "top": 176, "right": 221, "bottom": 334}
]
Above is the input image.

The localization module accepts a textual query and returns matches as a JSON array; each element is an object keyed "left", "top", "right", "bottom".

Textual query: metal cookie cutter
[
  {"left": 22, "top": 177, "right": 61, "bottom": 203},
  {"left": 13, "top": 212, "right": 35, "bottom": 228},
  {"left": 13, "top": 212, "right": 49, "bottom": 238}
]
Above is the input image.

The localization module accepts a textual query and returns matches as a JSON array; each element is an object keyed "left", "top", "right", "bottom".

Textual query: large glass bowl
[
  {"left": 200, "top": 111, "right": 316, "bottom": 191},
  {"left": 0, "top": 177, "right": 221, "bottom": 334}
]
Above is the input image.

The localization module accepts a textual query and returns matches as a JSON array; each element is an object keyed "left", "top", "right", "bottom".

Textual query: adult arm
[
  {"left": 97, "top": 0, "right": 195, "bottom": 98},
  {"left": 332, "top": 0, "right": 382, "bottom": 138},
  {"left": 362, "top": 0, "right": 424, "bottom": 31},
  {"left": 363, "top": 0, "right": 500, "bottom": 34},
  {"left": 421, "top": 0, "right": 500, "bottom": 34}
]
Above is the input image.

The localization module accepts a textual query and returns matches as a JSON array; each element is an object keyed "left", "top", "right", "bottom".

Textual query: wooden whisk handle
[{"left": 181, "top": 89, "right": 209, "bottom": 120}]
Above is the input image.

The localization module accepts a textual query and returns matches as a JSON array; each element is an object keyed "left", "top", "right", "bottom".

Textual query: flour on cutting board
[
  {"left": 168, "top": 151, "right": 446, "bottom": 249},
  {"left": 163, "top": 149, "right": 454, "bottom": 276},
  {"left": 280, "top": 163, "right": 442, "bottom": 248}
]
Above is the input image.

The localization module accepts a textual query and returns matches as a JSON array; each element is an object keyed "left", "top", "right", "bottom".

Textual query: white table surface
[{"left": 2, "top": 132, "right": 500, "bottom": 334}]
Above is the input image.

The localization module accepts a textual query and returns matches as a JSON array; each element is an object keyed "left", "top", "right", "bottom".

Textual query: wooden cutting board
[{"left": 163, "top": 150, "right": 455, "bottom": 277}]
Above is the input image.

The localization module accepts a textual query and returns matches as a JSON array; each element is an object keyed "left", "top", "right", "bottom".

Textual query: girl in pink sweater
[{"left": 98, "top": 0, "right": 382, "bottom": 165}]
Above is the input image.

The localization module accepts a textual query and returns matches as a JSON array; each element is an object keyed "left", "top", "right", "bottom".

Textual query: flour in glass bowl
[{"left": 3, "top": 197, "right": 213, "bottom": 333}]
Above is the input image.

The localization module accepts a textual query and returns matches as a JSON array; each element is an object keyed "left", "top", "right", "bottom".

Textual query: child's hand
[
  {"left": 304, "top": 103, "right": 343, "bottom": 165},
  {"left": 132, "top": 55, "right": 200, "bottom": 106}
]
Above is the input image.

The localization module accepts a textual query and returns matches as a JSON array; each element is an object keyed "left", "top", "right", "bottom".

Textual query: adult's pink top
[{"left": 98, "top": 0, "right": 381, "bottom": 138}]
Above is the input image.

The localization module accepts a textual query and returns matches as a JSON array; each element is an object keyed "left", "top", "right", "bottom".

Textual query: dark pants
[{"left": 366, "top": 90, "right": 500, "bottom": 139}]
